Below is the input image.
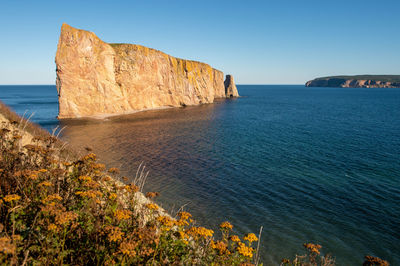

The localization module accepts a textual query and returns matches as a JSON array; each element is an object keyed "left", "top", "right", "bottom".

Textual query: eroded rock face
[
  {"left": 306, "top": 78, "right": 400, "bottom": 88},
  {"left": 224, "top": 75, "right": 239, "bottom": 98},
  {"left": 55, "top": 24, "right": 238, "bottom": 119}
]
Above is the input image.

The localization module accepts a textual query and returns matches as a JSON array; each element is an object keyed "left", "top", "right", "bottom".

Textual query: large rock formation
[
  {"left": 306, "top": 75, "right": 400, "bottom": 88},
  {"left": 55, "top": 24, "right": 239, "bottom": 119},
  {"left": 224, "top": 75, "right": 239, "bottom": 97}
]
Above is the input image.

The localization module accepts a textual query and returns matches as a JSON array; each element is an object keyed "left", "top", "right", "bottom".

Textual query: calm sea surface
[{"left": 0, "top": 85, "right": 399, "bottom": 265}]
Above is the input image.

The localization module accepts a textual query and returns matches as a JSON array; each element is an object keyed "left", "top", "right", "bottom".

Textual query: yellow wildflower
[
  {"left": 364, "top": 256, "right": 389, "bottom": 266},
  {"left": 102, "top": 176, "right": 112, "bottom": 182},
  {"left": 114, "top": 209, "right": 132, "bottom": 221},
  {"left": 237, "top": 242, "right": 254, "bottom": 258},
  {"left": 91, "top": 163, "right": 105, "bottom": 170},
  {"left": 42, "top": 194, "right": 62, "bottom": 205},
  {"left": 11, "top": 235, "right": 21, "bottom": 242},
  {"left": 108, "top": 167, "right": 120, "bottom": 174},
  {"left": 211, "top": 240, "right": 228, "bottom": 255},
  {"left": 107, "top": 226, "right": 124, "bottom": 242},
  {"left": 39, "top": 169, "right": 47, "bottom": 173},
  {"left": 145, "top": 192, "right": 159, "bottom": 198},
  {"left": 157, "top": 216, "right": 174, "bottom": 230},
  {"left": 186, "top": 227, "right": 214, "bottom": 239},
  {"left": 109, "top": 193, "right": 117, "bottom": 200},
  {"left": 178, "top": 231, "right": 188, "bottom": 240},
  {"left": 78, "top": 175, "right": 92, "bottom": 182},
  {"left": 178, "top": 211, "right": 192, "bottom": 220},
  {"left": 124, "top": 184, "right": 139, "bottom": 193},
  {"left": 28, "top": 173, "right": 38, "bottom": 180},
  {"left": 0, "top": 237, "right": 15, "bottom": 254},
  {"left": 119, "top": 241, "right": 137, "bottom": 257},
  {"left": 3, "top": 194, "right": 21, "bottom": 203},
  {"left": 55, "top": 211, "right": 78, "bottom": 226},
  {"left": 38, "top": 181, "right": 52, "bottom": 187},
  {"left": 82, "top": 153, "right": 96, "bottom": 161},
  {"left": 220, "top": 221, "right": 233, "bottom": 230},
  {"left": 230, "top": 235, "right": 241, "bottom": 242},
  {"left": 243, "top": 233, "right": 258, "bottom": 243},
  {"left": 303, "top": 243, "right": 322, "bottom": 255},
  {"left": 75, "top": 190, "right": 102, "bottom": 199},
  {"left": 146, "top": 203, "right": 158, "bottom": 210},
  {"left": 48, "top": 223, "right": 58, "bottom": 232}
]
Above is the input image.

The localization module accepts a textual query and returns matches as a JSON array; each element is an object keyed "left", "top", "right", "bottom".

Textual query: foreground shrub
[{"left": 0, "top": 119, "right": 260, "bottom": 265}]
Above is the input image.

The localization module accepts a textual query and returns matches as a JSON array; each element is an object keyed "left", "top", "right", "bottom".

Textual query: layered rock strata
[
  {"left": 306, "top": 77, "right": 400, "bottom": 88},
  {"left": 55, "top": 24, "right": 239, "bottom": 119}
]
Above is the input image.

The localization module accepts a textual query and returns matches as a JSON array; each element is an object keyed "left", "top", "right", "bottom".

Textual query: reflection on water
[{"left": 60, "top": 99, "right": 235, "bottom": 219}]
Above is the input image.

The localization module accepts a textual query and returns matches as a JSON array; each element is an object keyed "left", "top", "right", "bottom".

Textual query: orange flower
[
  {"left": 0, "top": 237, "right": 16, "bottom": 254},
  {"left": 146, "top": 203, "right": 158, "bottom": 210},
  {"left": 108, "top": 193, "right": 117, "bottom": 200},
  {"left": 3, "top": 194, "right": 21, "bottom": 203},
  {"left": 119, "top": 241, "right": 137, "bottom": 257},
  {"left": 364, "top": 256, "right": 389, "bottom": 266},
  {"left": 157, "top": 215, "right": 174, "bottom": 230},
  {"left": 303, "top": 243, "right": 322, "bottom": 255},
  {"left": 42, "top": 194, "right": 62, "bottom": 205},
  {"left": 91, "top": 163, "right": 105, "bottom": 170},
  {"left": 178, "top": 211, "right": 192, "bottom": 220},
  {"left": 82, "top": 153, "right": 96, "bottom": 161},
  {"left": 124, "top": 184, "right": 139, "bottom": 193},
  {"left": 56, "top": 211, "right": 78, "bottom": 226},
  {"left": 28, "top": 173, "right": 38, "bottom": 180},
  {"left": 48, "top": 223, "right": 58, "bottom": 232},
  {"left": 186, "top": 227, "right": 214, "bottom": 239},
  {"left": 107, "top": 226, "right": 124, "bottom": 242},
  {"left": 220, "top": 221, "right": 233, "bottom": 230},
  {"left": 211, "top": 240, "right": 228, "bottom": 255},
  {"left": 38, "top": 181, "right": 52, "bottom": 187},
  {"left": 114, "top": 209, "right": 132, "bottom": 221},
  {"left": 230, "top": 235, "right": 241, "bottom": 242},
  {"left": 75, "top": 190, "right": 103, "bottom": 199},
  {"left": 145, "top": 192, "right": 159, "bottom": 199},
  {"left": 243, "top": 233, "right": 258, "bottom": 243},
  {"left": 78, "top": 175, "right": 92, "bottom": 182},
  {"left": 237, "top": 242, "right": 254, "bottom": 258}
]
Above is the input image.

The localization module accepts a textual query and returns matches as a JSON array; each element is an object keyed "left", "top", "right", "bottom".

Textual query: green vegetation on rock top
[{"left": 314, "top": 75, "right": 400, "bottom": 82}]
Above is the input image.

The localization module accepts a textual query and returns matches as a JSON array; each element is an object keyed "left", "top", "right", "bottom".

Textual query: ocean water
[{"left": 0, "top": 85, "right": 399, "bottom": 265}]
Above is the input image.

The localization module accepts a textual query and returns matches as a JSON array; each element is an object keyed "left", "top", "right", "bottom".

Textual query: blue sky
[{"left": 0, "top": 0, "right": 399, "bottom": 84}]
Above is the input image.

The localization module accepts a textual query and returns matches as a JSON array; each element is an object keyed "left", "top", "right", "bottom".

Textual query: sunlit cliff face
[{"left": 55, "top": 24, "right": 238, "bottom": 119}]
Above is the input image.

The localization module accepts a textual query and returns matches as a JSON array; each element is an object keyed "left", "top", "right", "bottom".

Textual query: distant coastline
[{"left": 306, "top": 75, "right": 400, "bottom": 88}]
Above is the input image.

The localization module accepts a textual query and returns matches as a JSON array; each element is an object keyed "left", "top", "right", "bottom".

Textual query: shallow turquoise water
[{"left": 0, "top": 85, "right": 399, "bottom": 265}]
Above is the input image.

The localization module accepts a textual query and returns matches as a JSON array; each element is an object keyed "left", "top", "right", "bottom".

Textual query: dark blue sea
[{"left": 1, "top": 85, "right": 399, "bottom": 265}]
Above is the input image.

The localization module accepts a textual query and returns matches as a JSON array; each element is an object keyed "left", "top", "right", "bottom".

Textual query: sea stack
[
  {"left": 55, "top": 24, "right": 239, "bottom": 119},
  {"left": 224, "top": 75, "right": 239, "bottom": 98}
]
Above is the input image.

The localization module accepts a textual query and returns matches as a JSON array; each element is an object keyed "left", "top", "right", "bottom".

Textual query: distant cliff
[
  {"left": 55, "top": 24, "right": 239, "bottom": 119},
  {"left": 306, "top": 75, "right": 400, "bottom": 88}
]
